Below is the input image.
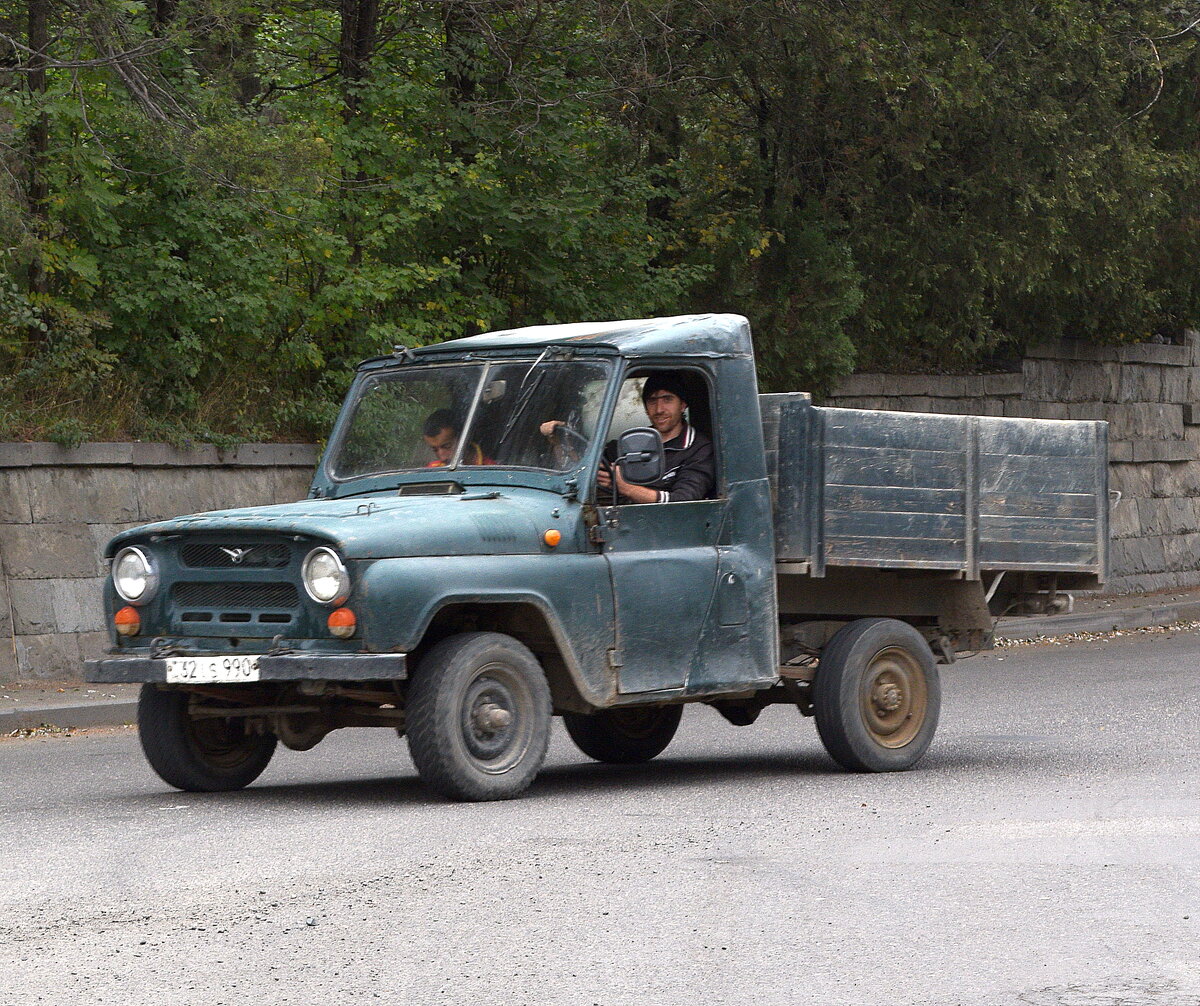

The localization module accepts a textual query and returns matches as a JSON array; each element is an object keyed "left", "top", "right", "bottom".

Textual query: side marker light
[{"left": 544, "top": 529, "right": 562, "bottom": 547}]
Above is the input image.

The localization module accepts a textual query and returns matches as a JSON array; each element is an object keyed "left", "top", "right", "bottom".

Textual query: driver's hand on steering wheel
[{"left": 539, "top": 420, "right": 563, "bottom": 438}]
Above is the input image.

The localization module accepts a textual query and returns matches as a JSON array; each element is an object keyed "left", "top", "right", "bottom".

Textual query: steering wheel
[{"left": 552, "top": 424, "right": 590, "bottom": 449}]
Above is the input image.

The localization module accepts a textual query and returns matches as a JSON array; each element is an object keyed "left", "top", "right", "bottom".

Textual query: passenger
[
  {"left": 596, "top": 373, "right": 716, "bottom": 504},
  {"left": 422, "top": 409, "right": 493, "bottom": 467}
]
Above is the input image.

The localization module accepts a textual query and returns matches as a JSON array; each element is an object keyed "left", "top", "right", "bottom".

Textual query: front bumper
[{"left": 84, "top": 652, "right": 408, "bottom": 684}]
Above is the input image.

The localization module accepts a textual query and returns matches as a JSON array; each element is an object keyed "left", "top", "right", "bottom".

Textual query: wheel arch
[{"left": 412, "top": 597, "right": 605, "bottom": 714}]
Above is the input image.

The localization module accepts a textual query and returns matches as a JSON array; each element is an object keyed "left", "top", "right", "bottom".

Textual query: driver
[
  {"left": 422, "top": 409, "right": 493, "bottom": 467},
  {"left": 597, "top": 373, "right": 715, "bottom": 504}
]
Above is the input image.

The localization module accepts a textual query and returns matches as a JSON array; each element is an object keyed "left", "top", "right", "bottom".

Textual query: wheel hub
[
  {"left": 473, "top": 702, "right": 513, "bottom": 734},
  {"left": 859, "top": 646, "right": 928, "bottom": 749},
  {"left": 459, "top": 668, "right": 532, "bottom": 771},
  {"left": 872, "top": 681, "right": 903, "bottom": 714}
]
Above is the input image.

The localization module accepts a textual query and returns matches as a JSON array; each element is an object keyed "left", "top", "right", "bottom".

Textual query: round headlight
[
  {"left": 113, "top": 546, "right": 158, "bottom": 604},
  {"left": 302, "top": 547, "right": 350, "bottom": 605}
]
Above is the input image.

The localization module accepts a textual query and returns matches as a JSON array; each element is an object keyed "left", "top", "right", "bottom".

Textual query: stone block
[
  {"left": 52, "top": 577, "right": 106, "bottom": 633},
  {"left": 1025, "top": 339, "right": 1118, "bottom": 363},
  {"left": 1165, "top": 497, "right": 1199, "bottom": 536},
  {"left": 981, "top": 373, "right": 1024, "bottom": 395},
  {"left": 1029, "top": 401, "right": 1074, "bottom": 421},
  {"left": 0, "top": 443, "right": 135, "bottom": 468},
  {"left": 1118, "top": 365, "right": 1165, "bottom": 403},
  {"left": 1162, "top": 531, "right": 1200, "bottom": 571},
  {"left": 1113, "top": 535, "right": 1168, "bottom": 576},
  {"left": 0, "top": 470, "right": 32, "bottom": 524},
  {"left": 892, "top": 397, "right": 935, "bottom": 413},
  {"left": 7, "top": 579, "right": 57, "bottom": 634},
  {"left": 1, "top": 524, "right": 96, "bottom": 579},
  {"left": 273, "top": 467, "right": 314, "bottom": 504},
  {"left": 1108, "top": 441, "right": 1134, "bottom": 462},
  {"left": 131, "top": 443, "right": 221, "bottom": 467},
  {"left": 76, "top": 630, "right": 109, "bottom": 663},
  {"left": 1104, "top": 403, "right": 1183, "bottom": 441},
  {"left": 1153, "top": 461, "right": 1200, "bottom": 498},
  {"left": 136, "top": 468, "right": 217, "bottom": 522},
  {"left": 27, "top": 467, "right": 138, "bottom": 523},
  {"left": 0, "top": 639, "right": 19, "bottom": 682},
  {"left": 1116, "top": 342, "right": 1192, "bottom": 366},
  {"left": 922, "top": 375, "right": 974, "bottom": 398},
  {"left": 1108, "top": 463, "right": 1152, "bottom": 498},
  {"left": 1131, "top": 440, "right": 1196, "bottom": 463},
  {"left": 0, "top": 577, "right": 12, "bottom": 640},
  {"left": 1109, "top": 498, "right": 1140, "bottom": 539},
  {"left": 226, "top": 444, "right": 319, "bottom": 467},
  {"left": 208, "top": 467, "right": 277, "bottom": 512},
  {"left": 1064, "top": 402, "right": 1107, "bottom": 422},
  {"left": 1024, "top": 360, "right": 1119, "bottom": 402},
  {"left": 1161, "top": 368, "right": 1191, "bottom": 403},
  {"left": 15, "top": 631, "right": 81, "bottom": 680},
  {"left": 1184, "top": 404, "right": 1200, "bottom": 426},
  {"left": 831, "top": 374, "right": 890, "bottom": 398}
]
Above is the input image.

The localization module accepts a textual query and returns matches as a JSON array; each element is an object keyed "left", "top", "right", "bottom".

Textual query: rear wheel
[
  {"left": 406, "top": 632, "right": 552, "bottom": 801},
  {"left": 138, "top": 685, "right": 277, "bottom": 792},
  {"left": 812, "top": 618, "right": 941, "bottom": 772},
  {"left": 563, "top": 705, "right": 683, "bottom": 764}
]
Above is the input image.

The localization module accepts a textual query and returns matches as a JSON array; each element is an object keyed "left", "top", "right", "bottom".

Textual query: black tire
[
  {"left": 562, "top": 705, "right": 683, "bottom": 764},
  {"left": 406, "top": 632, "right": 552, "bottom": 801},
  {"left": 137, "top": 685, "right": 277, "bottom": 792},
  {"left": 812, "top": 618, "right": 941, "bottom": 772}
]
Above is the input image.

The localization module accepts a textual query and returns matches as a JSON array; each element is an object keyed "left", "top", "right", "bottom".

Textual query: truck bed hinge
[{"left": 607, "top": 648, "right": 623, "bottom": 670}]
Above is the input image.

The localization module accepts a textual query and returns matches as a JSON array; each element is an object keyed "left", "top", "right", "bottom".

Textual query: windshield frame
[{"left": 317, "top": 351, "right": 616, "bottom": 495}]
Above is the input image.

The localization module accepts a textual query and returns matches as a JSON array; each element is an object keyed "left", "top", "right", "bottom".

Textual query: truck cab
[{"left": 85, "top": 314, "right": 1107, "bottom": 800}]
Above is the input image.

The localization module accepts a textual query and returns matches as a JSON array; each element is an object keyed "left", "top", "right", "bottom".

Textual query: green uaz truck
[{"left": 84, "top": 315, "right": 1108, "bottom": 800}]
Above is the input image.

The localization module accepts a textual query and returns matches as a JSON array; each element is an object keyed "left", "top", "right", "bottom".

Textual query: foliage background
[{"left": 1, "top": 0, "right": 1198, "bottom": 443}]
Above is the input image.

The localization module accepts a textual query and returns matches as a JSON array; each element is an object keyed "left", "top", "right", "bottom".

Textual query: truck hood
[{"left": 106, "top": 491, "right": 565, "bottom": 559}]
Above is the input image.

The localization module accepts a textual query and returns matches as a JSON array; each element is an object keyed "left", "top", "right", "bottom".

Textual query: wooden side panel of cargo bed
[{"left": 821, "top": 409, "right": 970, "bottom": 571}]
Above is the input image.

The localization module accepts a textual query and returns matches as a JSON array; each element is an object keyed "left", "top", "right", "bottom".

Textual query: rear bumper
[{"left": 83, "top": 652, "right": 408, "bottom": 684}]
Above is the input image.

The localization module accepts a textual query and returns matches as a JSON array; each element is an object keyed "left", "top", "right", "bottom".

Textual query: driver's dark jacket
[{"left": 605, "top": 424, "right": 716, "bottom": 504}]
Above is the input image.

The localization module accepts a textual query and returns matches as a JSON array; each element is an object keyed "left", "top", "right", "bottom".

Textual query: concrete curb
[
  {"left": 0, "top": 700, "right": 137, "bottom": 732},
  {"left": 995, "top": 600, "right": 1200, "bottom": 642}
]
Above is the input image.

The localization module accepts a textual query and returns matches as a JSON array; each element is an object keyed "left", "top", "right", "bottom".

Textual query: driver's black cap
[{"left": 641, "top": 372, "right": 689, "bottom": 406}]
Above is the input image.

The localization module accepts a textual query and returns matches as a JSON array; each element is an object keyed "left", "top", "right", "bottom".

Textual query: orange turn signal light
[
  {"left": 328, "top": 607, "right": 357, "bottom": 639},
  {"left": 543, "top": 529, "right": 562, "bottom": 547},
  {"left": 114, "top": 606, "right": 140, "bottom": 637}
]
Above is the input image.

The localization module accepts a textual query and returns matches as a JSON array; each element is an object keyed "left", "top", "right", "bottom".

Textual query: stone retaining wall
[
  {"left": 0, "top": 444, "right": 318, "bottom": 681},
  {"left": 826, "top": 333, "right": 1200, "bottom": 595}
]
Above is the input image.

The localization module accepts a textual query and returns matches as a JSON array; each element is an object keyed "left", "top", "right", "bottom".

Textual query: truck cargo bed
[{"left": 761, "top": 394, "right": 1108, "bottom": 587}]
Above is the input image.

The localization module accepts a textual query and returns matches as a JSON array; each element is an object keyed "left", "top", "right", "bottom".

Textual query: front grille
[
  {"left": 173, "top": 582, "right": 299, "bottom": 609},
  {"left": 181, "top": 543, "right": 291, "bottom": 569}
]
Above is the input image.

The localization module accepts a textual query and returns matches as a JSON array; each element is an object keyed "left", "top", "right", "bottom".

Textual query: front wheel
[
  {"left": 406, "top": 632, "right": 552, "bottom": 801},
  {"left": 563, "top": 705, "right": 683, "bottom": 763},
  {"left": 812, "top": 618, "right": 941, "bottom": 772},
  {"left": 137, "top": 685, "right": 277, "bottom": 792}
]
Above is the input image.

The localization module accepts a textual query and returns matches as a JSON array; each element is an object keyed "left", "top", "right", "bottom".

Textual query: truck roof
[{"left": 375, "top": 313, "right": 754, "bottom": 365}]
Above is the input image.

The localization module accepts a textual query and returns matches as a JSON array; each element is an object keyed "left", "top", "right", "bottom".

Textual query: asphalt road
[{"left": 1, "top": 628, "right": 1198, "bottom": 1006}]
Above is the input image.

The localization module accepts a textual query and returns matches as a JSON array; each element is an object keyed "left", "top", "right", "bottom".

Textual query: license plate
[{"left": 165, "top": 655, "right": 261, "bottom": 684}]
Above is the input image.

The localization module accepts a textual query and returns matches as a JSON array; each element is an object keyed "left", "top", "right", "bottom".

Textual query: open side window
[{"left": 603, "top": 368, "right": 722, "bottom": 503}]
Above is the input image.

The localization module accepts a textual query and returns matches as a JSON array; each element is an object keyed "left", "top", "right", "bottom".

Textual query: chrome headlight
[
  {"left": 113, "top": 546, "right": 158, "bottom": 605},
  {"left": 302, "top": 547, "right": 350, "bottom": 605}
]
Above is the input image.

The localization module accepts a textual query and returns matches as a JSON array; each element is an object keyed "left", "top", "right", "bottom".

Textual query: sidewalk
[{"left": 4, "top": 585, "right": 1200, "bottom": 733}]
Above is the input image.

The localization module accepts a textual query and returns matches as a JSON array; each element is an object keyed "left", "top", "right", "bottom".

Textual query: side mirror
[{"left": 615, "top": 427, "right": 664, "bottom": 485}]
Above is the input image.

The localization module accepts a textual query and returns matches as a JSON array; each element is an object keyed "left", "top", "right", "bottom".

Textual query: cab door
[{"left": 600, "top": 499, "right": 723, "bottom": 693}]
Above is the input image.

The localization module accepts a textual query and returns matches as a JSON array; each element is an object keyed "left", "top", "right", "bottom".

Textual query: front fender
[{"left": 355, "top": 553, "right": 617, "bottom": 706}]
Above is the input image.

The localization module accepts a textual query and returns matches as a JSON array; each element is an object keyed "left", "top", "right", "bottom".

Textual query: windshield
[{"left": 328, "top": 358, "right": 612, "bottom": 481}]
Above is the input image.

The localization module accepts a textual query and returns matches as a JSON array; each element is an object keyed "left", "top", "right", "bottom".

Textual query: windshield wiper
[{"left": 496, "top": 346, "right": 552, "bottom": 448}]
